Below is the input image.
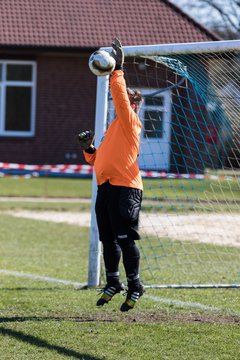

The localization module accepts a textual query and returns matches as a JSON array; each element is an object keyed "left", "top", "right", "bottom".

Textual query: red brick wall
[
  {"left": 0, "top": 53, "right": 97, "bottom": 165},
  {"left": 0, "top": 52, "right": 209, "bottom": 173}
]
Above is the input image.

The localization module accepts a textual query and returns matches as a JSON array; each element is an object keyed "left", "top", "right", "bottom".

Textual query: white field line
[
  {"left": 144, "top": 294, "right": 240, "bottom": 316},
  {"left": 1, "top": 269, "right": 240, "bottom": 316},
  {"left": 0, "top": 269, "right": 86, "bottom": 288}
]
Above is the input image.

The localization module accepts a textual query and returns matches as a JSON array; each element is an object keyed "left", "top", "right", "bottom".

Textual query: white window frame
[
  {"left": 0, "top": 60, "right": 37, "bottom": 137},
  {"left": 139, "top": 88, "right": 171, "bottom": 139}
]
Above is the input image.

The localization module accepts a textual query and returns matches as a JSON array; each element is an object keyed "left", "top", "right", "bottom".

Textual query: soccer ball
[{"left": 88, "top": 50, "right": 116, "bottom": 76}]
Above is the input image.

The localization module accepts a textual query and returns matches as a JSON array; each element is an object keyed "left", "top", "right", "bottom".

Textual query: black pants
[{"left": 95, "top": 181, "right": 142, "bottom": 287}]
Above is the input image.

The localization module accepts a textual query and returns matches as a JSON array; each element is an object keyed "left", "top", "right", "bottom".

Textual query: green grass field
[
  {"left": 1, "top": 177, "right": 239, "bottom": 214},
  {"left": 0, "top": 177, "right": 240, "bottom": 359},
  {"left": 1, "top": 177, "right": 240, "bottom": 201}
]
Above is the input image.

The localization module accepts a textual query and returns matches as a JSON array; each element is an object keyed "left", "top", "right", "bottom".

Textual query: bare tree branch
[
  {"left": 170, "top": 0, "right": 240, "bottom": 39},
  {"left": 201, "top": 0, "right": 239, "bottom": 32}
]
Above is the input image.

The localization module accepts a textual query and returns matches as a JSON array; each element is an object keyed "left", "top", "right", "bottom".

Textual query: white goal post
[{"left": 88, "top": 39, "right": 240, "bottom": 288}]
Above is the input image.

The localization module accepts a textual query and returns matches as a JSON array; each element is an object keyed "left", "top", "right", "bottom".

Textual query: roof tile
[{"left": 0, "top": 0, "right": 219, "bottom": 48}]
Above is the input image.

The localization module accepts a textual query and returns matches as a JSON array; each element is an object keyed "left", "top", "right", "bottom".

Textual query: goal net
[{"left": 89, "top": 40, "right": 240, "bottom": 288}]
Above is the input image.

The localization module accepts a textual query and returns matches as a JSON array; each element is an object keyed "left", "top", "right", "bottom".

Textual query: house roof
[{"left": 0, "top": 0, "right": 219, "bottom": 50}]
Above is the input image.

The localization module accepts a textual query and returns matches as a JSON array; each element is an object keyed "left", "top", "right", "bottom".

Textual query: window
[
  {"left": 0, "top": 61, "right": 36, "bottom": 137},
  {"left": 142, "top": 94, "right": 164, "bottom": 139}
]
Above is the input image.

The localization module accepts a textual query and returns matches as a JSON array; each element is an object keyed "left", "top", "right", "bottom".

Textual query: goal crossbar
[{"left": 102, "top": 39, "right": 240, "bottom": 57}]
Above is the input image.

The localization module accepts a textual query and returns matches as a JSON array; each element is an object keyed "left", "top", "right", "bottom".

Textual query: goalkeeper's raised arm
[{"left": 110, "top": 38, "right": 143, "bottom": 128}]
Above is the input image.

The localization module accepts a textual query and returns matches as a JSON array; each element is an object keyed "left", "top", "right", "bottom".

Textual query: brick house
[{"left": 0, "top": 0, "right": 219, "bottom": 171}]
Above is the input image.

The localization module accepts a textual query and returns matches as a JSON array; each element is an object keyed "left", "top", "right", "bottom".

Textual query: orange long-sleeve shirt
[{"left": 84, "top": 70, "right": 143, "bottom": 191}]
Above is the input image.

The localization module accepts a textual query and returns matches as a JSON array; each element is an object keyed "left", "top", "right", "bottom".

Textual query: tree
[{"left": 170, "top": 0, "right": 240, "bottom": 39}]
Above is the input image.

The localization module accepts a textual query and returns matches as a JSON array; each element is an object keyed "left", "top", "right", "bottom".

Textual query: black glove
[
  {"left": 78, "top": 130, "right": 95, "bottom": 153},
  {"left": 111, "top": 38, "right": 124, "bottom": 70}
]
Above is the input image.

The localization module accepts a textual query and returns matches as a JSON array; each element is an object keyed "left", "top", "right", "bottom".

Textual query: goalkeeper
[{"left": 78, "top": 39, "right": 144, "bottom": 312}]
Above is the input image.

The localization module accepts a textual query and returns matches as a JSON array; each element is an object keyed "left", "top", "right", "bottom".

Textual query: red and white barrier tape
[
  {"left": 0, "top": 162, "right": 93, "bottom": 175},
  {"left": 0, "top": 162, "right": 239, "bottom": 180}
]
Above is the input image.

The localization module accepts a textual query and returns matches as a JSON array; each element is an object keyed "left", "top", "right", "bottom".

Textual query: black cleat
[
  {"left": 120, "top": 284, "right": 145, "bottom": 312},
  {"left": 96, "top": 283, "right": 125, "bottom": 306}
]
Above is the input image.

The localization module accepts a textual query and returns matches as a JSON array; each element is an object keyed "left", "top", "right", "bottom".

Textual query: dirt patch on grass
[
  {"left": 61, "top": 311, "right": 240, "bottom": 325},
  {"left": 1, "top": 311, "right": 239, "bottom": 325},
  {"left": 4, "top": 210, "right": 240, "bottom": 247},
  {"left": 140, "top": 213, "right": 240, "bottom": 247}
]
